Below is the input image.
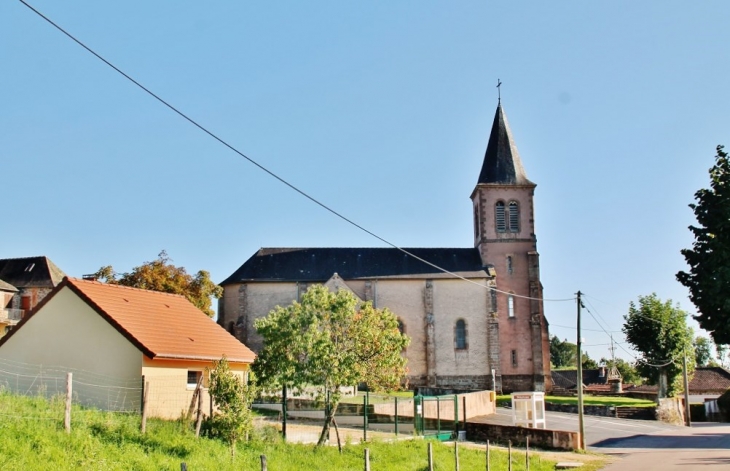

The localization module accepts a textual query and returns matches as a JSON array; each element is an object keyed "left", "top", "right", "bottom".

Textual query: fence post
[
  {"left": 64, "top": 372, "right": 72, "bottom": 433},
  {"left": 363, "top": 391, "right": 369, "bottom": 442},
  {"left": 508, "top": 440, "right": 512, "bottom": 471},
  {"left": 180, "top": 463, "right": 187, "bottom": 471},
  {"left": 140, "top": 375, "right": 145, "bottom": 413},
  {"left": 282, "top": 385, "right": 287, "bottom": 441},
  {"left": 394, "top": 397, "right": 399, "bottom": 437},
  {"left": 454, "top": 394, "right": 459, "bottom": 437},
  {"left": 260, "top": 454, "right": 268, "bottom": 471},
  {"left": 436, "top": 396, "right": 441, "bottom": 436},
  {"left": 486, "top": 439, "right": 490, "bottom": 471},
  {"left": 526, "top": 436, "right": 530, "bottom": 471},
  {"left": 141, "top": 381, "right": 149, "bottom": 434},
  {"left": 364, "top": 448, "right": 370, "bottom": 471},
  {"left": 427, "top": 441, "right": 433, "bottom": 471},
  {"left": 195, "top": 384, "right": 204, "bottom": 437},
  {"left": 454, "top": 440, "right": 460, "bottom": 471}
]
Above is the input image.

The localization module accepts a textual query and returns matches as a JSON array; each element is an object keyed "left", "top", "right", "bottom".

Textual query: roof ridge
[{"left": 68, "top": 277, "right": 189, "bottom": 299}]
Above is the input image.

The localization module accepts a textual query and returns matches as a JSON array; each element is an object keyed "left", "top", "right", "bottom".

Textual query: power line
[{"left": 18, "top": 0, "right": 574, "bottom": 304}]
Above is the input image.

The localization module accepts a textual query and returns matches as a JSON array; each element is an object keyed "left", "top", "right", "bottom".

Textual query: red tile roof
[
  {"left": 689, "top": 367, "right": 730, "bottom": 394},
  {"left": 2, "top": 277, "right": 255, "bottom": 364}
]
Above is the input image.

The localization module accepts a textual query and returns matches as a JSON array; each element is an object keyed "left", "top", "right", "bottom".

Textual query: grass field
[{"left": 0, "top": 391, "right": 608, "bottom": 470}]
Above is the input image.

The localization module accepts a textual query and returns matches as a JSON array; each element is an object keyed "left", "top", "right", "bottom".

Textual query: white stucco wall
[{"left": 0, "top": 286, "right": 143, "bottom": 380}]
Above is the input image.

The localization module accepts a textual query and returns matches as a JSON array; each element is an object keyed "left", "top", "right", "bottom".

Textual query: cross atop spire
[{"left": 497, "top": 79, "right": 502, "bottom": 104}]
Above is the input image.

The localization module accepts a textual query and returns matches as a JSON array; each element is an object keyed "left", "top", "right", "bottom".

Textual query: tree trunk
[
  {"left": 317, "top": 399, "right": 339, "bottom": 446},
  {"left": 332, "top": 417, "right": 342, "bottom": 453}
]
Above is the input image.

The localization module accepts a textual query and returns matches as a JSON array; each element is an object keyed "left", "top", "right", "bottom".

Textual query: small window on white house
[
  {"left": 455, "top": 319, "right": 467, "bottom": 350},
  {"left": 495, "top": 202, "right": 506, "bottom": 232},
  {"left": 508, "top": 201, "right": 519, "bottom": 232},
  {"left": 187, "top": 370, "right": 203, "bottom": 389},
  {"left": 508, "top": 294, "right": 515, "bottom": 318}
]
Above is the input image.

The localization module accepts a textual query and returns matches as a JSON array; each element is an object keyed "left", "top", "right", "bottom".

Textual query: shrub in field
[{"left": 206, "top": 356, "right": 257, "bottom": 457}]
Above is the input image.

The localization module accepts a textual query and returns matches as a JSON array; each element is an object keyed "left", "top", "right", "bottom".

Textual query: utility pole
[
  {"left": 683, "top": 349, "right": 691, "bottom": 427},
  {"left": 576, "top": 291, "right": 585, "bottom": 450}
]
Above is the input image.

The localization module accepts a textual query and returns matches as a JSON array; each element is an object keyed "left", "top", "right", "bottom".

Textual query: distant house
[
  {"left": 0, "top": 256, "right": 65, "bottom": 332},
  {"left": 0, "top": 277, "right": 256, "bottom": 419},
  {"left": 551, "top": 367, "right": 612, "bottom": 394}
]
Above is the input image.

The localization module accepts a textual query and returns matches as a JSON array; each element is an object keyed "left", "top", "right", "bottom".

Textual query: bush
[{"left": 716, "top": 388, "right": 730, "bottom": 420}]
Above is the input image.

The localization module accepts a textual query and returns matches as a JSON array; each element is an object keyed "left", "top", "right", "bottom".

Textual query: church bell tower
[{"left": 470, "top": 102, "right": 551, "bottom": 392}]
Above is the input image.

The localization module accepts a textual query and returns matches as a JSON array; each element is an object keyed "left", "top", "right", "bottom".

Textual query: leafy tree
[
  {"left": 582, "top": 355, "right": 598, "bottom": 370},
  {"left": 715, "top": 342, "right": 729, "bottom": 368},
  {"left": 622, "top": 294, "right": 695, "bottom": 397},
  {"left": 207, "top": 356, "right": 257, "bottom": 458},
  {"left": 93, "top": 250, "right": 222, "bottom": 316},
  {"left": 694, "top": 336, "right": 713, "bottom": 367},
  {"left": 550, "top": 336, "right": 577, "bottom": 368},
  {"left": 253, "top": 285, "right": 409, "bottom": 447},
  {"left": 550, "top": 336, "right": 597, "bottom": 370},
  {"left": 677, "top": 145, "right": 730, "bottom": 344}
]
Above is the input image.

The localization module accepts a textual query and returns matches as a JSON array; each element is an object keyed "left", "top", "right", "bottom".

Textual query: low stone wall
[
  {"left": 545, "top": 403, "right": 656, "bottom": 420},
  {"left": 465, "top": 422, "right": 580, "bottom": 451}
]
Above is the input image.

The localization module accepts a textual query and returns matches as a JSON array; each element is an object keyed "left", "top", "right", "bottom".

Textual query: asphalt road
[
  {"left": 477, "top": 408, "right": 730, "bottom": 469},
  {"left": 478, "top": 407, "right": 680, "bottom": 448}
]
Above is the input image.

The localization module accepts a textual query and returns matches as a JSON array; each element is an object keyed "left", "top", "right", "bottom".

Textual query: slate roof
[
  {"left": 477, "top": 104, "right": 534, "bottom": 186},
  {"left": 221, "top": 247, "right": 490, "bottom": 285},
  {"left": 0, "top": 256, "right": 65, "bottom": 289},
  {"left": 0, "top": 278, "right": 255, "bottom": 364}
]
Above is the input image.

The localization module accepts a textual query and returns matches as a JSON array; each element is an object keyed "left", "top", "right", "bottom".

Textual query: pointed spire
[{"left": 476, "top": 103, "right": 533, "bottom": 186}]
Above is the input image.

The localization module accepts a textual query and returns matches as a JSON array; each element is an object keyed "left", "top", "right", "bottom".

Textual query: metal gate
[{"left": 413, "top": 394, "right": 459, "bottom": 441}]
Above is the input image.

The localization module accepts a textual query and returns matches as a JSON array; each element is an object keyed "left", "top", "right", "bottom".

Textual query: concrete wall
[
  {"left": 373, "top": 390, "right": 496, "bottom": 420},
  {"left": 142, "top": 357, "right": 249, "bottom": 420},
  {"left": 465, "top": 421, "right": 580, "bottom": 451}
]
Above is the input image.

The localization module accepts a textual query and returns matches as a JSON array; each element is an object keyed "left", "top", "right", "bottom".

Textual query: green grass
[
  {"left": 0, "top": 391, "right": 607, "bottom": 470},
  {"left": 496, "top": 394, "right": 655, "bottom": 408}
]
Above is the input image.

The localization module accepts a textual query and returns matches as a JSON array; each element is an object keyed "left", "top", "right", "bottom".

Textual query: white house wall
[{"left": 0, "top": 286, "right": 143, "bottom": 384}]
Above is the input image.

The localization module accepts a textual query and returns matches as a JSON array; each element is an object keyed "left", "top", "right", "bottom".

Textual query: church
[{"left": 218, "top": 102, "right": 552, "bottom": 393}]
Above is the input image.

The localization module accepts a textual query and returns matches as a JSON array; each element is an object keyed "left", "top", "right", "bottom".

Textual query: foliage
[
  {"left": 93, "top": 250, "right": 222, "bottom": 316},
  {"left": 549, "top": 335, "right": 597, "bottom": 370},
  {"left": 0, "top": 391, "right": 598, "bottom": 471},
  {"left": 715, "top": 342, "right": 729, "bottom": 368},
  {"left": 677, "top": 145, "right": 730, "bottom": 344},
  {"left": 207, "top": 356, "right": 257, "bottom": 456},
  {"left": 694, "top": 336, "right": 713, "bottom": 367},
  {"left": 600, "top": 357, "right": 642, "bottom": 385},
  {"left": 622, "top": 293, "right": 695, "bottom": 397},
  {"left": 253, "top": 284, "right": 409, "bottom": 446},
  {"left": 550, "top": 336, "right": 577, "bottom": 368}
]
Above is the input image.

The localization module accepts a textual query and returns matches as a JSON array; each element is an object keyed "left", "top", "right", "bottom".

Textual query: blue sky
[{"left": 2, "top": 1, "right": 729, "bottom": 363}]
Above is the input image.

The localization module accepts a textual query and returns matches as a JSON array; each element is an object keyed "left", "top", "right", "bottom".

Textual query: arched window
[
  {"left": 397, "top": 319, "right": 405, "bottom": 335},
  {"left": 455, "top": 319, "right": 467, "bottom": 350},
  {"left": 508, "top": 201, "right": 519, "bottom": 232},
  {"left": 495, "top": 201, "right": 506, "bottom": 232},
  {"left": 508, "top": 294, "right": 515, "bottom": 318}
]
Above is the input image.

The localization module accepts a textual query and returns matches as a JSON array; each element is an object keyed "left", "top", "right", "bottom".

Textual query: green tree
[
  {"left": 694, "top": 336, "right": 713, "bottom": 367},
  {"left": 677, "top": 145, "right": 730, "bottom": 344},
  {"left": 207, "top": 356, "right": 257, "bottom": 458},
  {"left": 622, "top": 294, "right": 694, "bottom": 397},
  {"left": 715, "top": 342, "right": 729, "bottom": 368},
  {"left": 93, "top": 250, "right": 222, "bottom": 316},
  {"left": 253, "top": 285, "right": 409, "bottom": 447},
  {"left": 550, "top": 336, "right": 577, "bottom": 368}
]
